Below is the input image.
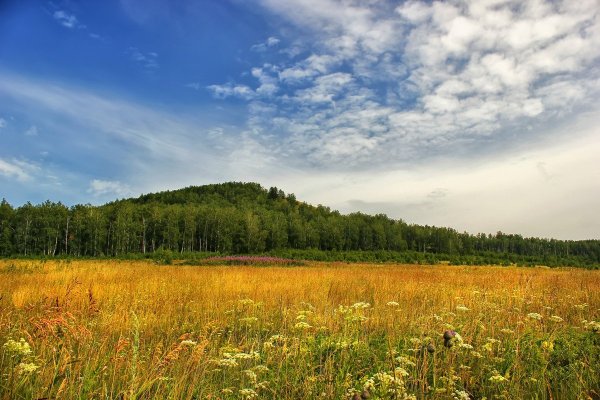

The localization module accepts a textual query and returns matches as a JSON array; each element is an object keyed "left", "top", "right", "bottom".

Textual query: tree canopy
[{"left": 0, "top": 182, "right": 598, "bottom": 267}]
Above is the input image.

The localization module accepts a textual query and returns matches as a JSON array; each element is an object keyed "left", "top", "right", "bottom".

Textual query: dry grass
[{"left": 0, "top": 259, "right": 598, "bottom": 399}]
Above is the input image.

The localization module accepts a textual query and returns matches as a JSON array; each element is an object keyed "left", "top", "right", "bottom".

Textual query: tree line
[{"left": 1, "top": 182, "right": 598, "bottom": 267}]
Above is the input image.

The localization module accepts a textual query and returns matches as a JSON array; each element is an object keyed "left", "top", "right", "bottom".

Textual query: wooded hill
[{"left": 1, "top": 182, "right": 598, "bottom": 267}]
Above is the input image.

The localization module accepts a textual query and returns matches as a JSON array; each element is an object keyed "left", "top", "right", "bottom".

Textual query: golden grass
[{"left": 0, "top": 260, "right": 598, "bottom": 399}]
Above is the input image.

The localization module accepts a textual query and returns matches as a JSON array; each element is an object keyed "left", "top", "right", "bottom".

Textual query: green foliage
[{"left": 0, "top": 184, "right": 598, "bottom": 268}]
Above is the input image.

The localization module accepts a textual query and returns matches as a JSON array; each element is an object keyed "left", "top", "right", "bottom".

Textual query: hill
[{"left": 0, "top": 182, "right": 599, "bottom": 267}]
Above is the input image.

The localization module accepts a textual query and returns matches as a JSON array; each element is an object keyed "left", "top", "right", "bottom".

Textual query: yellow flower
[{"left": 541, "top": 341, "right": 554, "bottom": 352}]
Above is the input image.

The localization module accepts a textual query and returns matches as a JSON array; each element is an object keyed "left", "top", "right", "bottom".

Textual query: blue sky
[{"left": 1, "top": 0, "right": 599, "bottom": 239}]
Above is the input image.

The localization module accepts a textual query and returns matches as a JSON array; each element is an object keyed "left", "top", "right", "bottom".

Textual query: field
[{"left": 0, "top": 260, "right": 599, "bottom": 399}]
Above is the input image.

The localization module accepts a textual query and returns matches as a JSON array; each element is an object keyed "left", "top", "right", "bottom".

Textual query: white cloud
[
  {"left": 88, "top": 179, "right": 131, "bottom": 197},
  {"left": 128, "top": 47, "right": 159, "bottom": 70},
  {"left": 269, "top": 112, "right": 600, "bottom": 240},
  {"left": 216, "top": 0, "right": 600, "bottom": 168},
  {"left": 0, "top": 158, "right": 37, "bottom": 181},
  {"left": 207, "top": 83, "right": 255, "bottom": 100},
  {"left": 24, "top": 125, "right": 38, "bottom": 136},
  {"left": 53, "top": 10, "right": 84, "bottom": 29},
  {"left": 0, "top": 71, "right": 263, "bottom": 199},
  {"left": 251, "top": 36, "right": 281, "bottom": 52},
  {"left": 185, "top": 82, "right": 201, "bottom": 90}
]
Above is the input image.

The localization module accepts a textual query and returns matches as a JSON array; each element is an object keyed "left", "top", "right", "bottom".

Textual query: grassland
[{"left": 0, "top": 260, "right": 598, "bottom": 399}]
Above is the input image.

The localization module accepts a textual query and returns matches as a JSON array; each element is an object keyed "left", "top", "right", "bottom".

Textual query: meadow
[{"left": 0, "top": 260, "right": 598, "bottom": 399}]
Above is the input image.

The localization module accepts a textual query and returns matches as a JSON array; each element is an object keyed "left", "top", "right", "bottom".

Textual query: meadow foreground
[{"left": 0, "top": 260, "right": 598, "bottom": 399}]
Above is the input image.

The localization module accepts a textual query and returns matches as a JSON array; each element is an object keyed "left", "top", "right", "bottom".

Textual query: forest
[{"left": 1, "top": 182, "right": 598, "bottom": 267}]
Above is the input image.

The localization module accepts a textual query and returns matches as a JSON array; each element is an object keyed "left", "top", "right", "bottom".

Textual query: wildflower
[
  {"left": 3, "top": 338, "right": 32, "bottom": 356},
  {"left": 527, "top": 313, "right": 543, "bottom": 321},
  {"left": 294, "top": 321, "right": 312, "bottom": 330},
  {"left": 584, "top": 320, "right": 600, "bottom": 332},
  {"left": 482, "top": 338, "right": 500, "bottom": 353},
  {"left": 221, "top": 388, "right": 234, "bottom": 395},
  {"left": 255, "top": 381, "right": 269, "bottom": 390},
  {"left": 500, "top": 328, "right": 514, "bottom": 335},
  {"left": 386, "top": 301, "right": 400, "bottom": 307},
  {"left": 456, "top": 306, "right": 470, "bottom": 312},
  {"left": 239, "top": 388, "right": 258, "bottom": 399},
  {"left": 443, "top": 330, "right": 462, "bottom": 348},
  {"left": 549, "top": 315, "right": 563, "bottom": 323},
  {"left": 453, "top": 389, "right": 470, "bottom": 400},
  {"left": 489, "top": 372, "right": 507, "bottom": 383},
  {"left": 394, "top": 367, "right": 409, "bottom": 378},
  {"left": 350, "top": 315, "right": 369, "bottom": 323},
  {"left": 541, "top": 341, "right": 554, "bottom": 351},
  {"left": 363, "top": 377, "right": 376, "bottom": 392},
  {"left": 269, "top": 334, "right": 285, "bottom": 342},
  {"left": 351, "top": 302, "right": 371, "bottom": 310},
  {"left": 17, "top": 362, "right": 39, "bottom": 374},
  {"left": 252, "top": 365, "right": 269, "bottom": 373},
  {"left": 180, "top": 340, "right": 197, "bottom": 347},
  {"left": 574, "top": 303, "right": 588, "bottom": 310},
  {"left": 234, "top": 351, "right": 260, "bottom": 360},
  {"left": 239, "top": 316, "right": 259, "bottom": 325},
  {"left": 215, "top": 357, "right": 238, "bottom": 367},
  {"left": 244, "top": 369, "right": 258, "bottom": 383},
  {"left": 395, "top": 356, "right": 416, "bottom": 368}
]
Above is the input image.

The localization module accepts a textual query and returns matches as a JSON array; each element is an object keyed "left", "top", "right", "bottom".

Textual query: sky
[{"left": 0, "top": 0, "right": 599, "bottom": 240}]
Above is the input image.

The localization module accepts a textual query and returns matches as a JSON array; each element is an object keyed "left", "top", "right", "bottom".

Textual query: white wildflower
[
  {"left": 17, "top": 362, "right": 39, "bottom": 374},
  {"left": 3, "top": 338, "right": 32, "bottom": 356},
  {"left": 294, "top": 321, "right": 312, "bottom": 330},
  {"left": 527, "top": 313, "right": 543, "bottom": 321},
  {"left": 351, "top": 302, "right": 371, "bottom": 309},
  {"left": 453, "top": 389, "right": 470, "bottom": 400},
  {"left": 239, "top": 388, "right": 258, "bottom": 399}
]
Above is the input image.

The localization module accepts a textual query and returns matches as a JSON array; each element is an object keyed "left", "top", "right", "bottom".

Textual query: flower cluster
[{"left": 3, "top": 338, "right": 33, "bottom": 356}]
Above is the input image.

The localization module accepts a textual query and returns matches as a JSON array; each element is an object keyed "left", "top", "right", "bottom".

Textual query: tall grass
[{"left": 0, "top": 260, "right": 598, "bottom": 399}]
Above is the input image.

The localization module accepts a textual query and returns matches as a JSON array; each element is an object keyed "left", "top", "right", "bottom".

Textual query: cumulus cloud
[
  {"left": 88, "top": 179, "right": 132, "bottom": 197},
  {"left": 208, "top": 0, "right": 600, "bottom": 168},
  {"left": 207, "top": 83, "right": 256, "bottom": 100}
]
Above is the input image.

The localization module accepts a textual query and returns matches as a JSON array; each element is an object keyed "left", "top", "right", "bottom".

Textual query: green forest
[{"left": 1, "top": 182, "right": 598, "bottom": 268}]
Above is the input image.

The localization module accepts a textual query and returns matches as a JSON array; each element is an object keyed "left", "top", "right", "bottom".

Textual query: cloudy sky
[{"left": 1, "top": 0, "right": 599, "bottom": 239}]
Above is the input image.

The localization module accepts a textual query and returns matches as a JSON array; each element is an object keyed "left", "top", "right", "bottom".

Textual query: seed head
[{"left": 443, "top": 330, "right": 456, "bottom": 340}]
